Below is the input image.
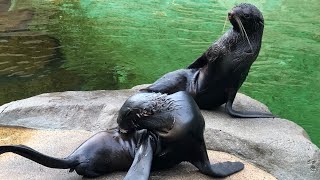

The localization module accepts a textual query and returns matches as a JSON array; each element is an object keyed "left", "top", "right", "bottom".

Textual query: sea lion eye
[{"left": 243, "top": 14, "right": 250, "bottom": 18}]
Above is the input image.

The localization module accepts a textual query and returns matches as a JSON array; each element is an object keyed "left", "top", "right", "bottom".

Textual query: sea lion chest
[{"left": 195, "top": 36, "right": 258, "bottom": 109}]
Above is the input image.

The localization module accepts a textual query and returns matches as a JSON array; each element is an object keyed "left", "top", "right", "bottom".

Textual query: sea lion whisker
[
  {"left": 235, "top": 16, "right": 253, "bottom": 52},
  {"left": 242, "top": 26, "right": 253, "bottom": 52},
  {"left": 132, "top": 118, "right": 140, "bottom": 128},
  {"left": 234, "top": 16, "right": 244, "bottom": 37},
  {"left": 222, "top": 15, "right": 228, "bottom": 33},
  {"left": 119, "top": 128, "right": 128, "bottom": 134},
  {"left": 259, "top": 21, "right": 264, "bottom": 26},
  {"left": 125, "top": 108, "right": 133, "bottom": 116}
]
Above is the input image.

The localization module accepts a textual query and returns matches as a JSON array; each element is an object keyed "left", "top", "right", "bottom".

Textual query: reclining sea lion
[
  {"left": 117, "top": 91, "right": 244, "bottom": 179},
  {"left": 0, "top": 91, "right": 243, "bottom": 179}
]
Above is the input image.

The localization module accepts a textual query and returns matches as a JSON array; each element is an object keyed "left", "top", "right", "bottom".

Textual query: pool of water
[{"left": 0, "top": 0, "right": 319, "bottom": 147}]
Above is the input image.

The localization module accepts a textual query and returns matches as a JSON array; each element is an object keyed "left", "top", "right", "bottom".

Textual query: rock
[
  {"left": 0, "top": 90, "right": 137, "bottom": 131},
  {"left": 201, "top": 98, "right": 320, "bottom": 180},
  {"left": 0, "top": 127, "right": 275, "bottom": 180},
  {"left": 0, "top": 85, "right": 319, "bottom": 179}
]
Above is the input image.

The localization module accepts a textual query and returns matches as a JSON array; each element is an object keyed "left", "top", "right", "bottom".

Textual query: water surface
[{"left": 0, "top": 0, "right": 319, "bottom": 146}]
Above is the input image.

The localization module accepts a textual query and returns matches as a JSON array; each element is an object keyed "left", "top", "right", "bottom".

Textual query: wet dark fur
[
  {"left": 0, "top": 92, "right": 243, "bottom": 179},
  {"left": 143, "top": 3, "right": 275, "bottom": 118},
  {"left": 0, "top": 129, "right": 147, "bottom": 177},
  {"left": 118, "top": 91, "right": 244, "bottom": 178}
]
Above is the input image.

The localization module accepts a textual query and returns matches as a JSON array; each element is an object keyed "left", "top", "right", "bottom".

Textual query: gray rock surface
[
  {"left": 0, "top": 85, "right": 319, "bottom": 180},
  {"left": 0, "top": 89, "right": 136, "bottom": 131}
]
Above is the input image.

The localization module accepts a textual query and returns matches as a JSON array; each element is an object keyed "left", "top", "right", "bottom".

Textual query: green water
[{"left": 0, "top": 0, "right": 319, "bottom": 147}]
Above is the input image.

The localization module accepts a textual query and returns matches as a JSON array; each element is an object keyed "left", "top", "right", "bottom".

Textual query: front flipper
[
  {"left": 124, "top": 133, "right": 154, "bottom": 180},
  {"left": 140, "top": 70, "right": 188, "bottom": 94},
  {"left": 191, "top": 141, "right": 244, "bottom": 177},
  {"left": 187, "top": 54, "right": 208, "bottom": 69},
  {"left": 210, "top": 161, "right": 244, "bottom": 177},
  {"left": 187, "top": 44, "right": 224, "bottom": 69},
  {"left": 226, "top": 89, "right": 276, "bottom": 118}
]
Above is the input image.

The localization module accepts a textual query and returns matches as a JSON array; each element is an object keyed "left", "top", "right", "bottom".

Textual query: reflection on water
[
  {"left": 0, "top": 0, "right": 80, "bottom": 103},
  {"left": 0, "top": 34, "right": 62, "bottom": 77},
  {"left": 0, "top": 0, "right": 319, "bottom": 147}
]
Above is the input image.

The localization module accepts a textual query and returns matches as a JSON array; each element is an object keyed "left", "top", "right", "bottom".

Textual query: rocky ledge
[{"left": 0, "top": 85, "right": 319, "bottom": 180}]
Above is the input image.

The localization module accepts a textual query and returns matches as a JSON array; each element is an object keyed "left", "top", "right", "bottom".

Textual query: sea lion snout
[
  {"left": 117, "top": 117, "right": 136, "bottom": 134},
  {"left": 228, "top": 11, "right": 235, "bottom": 20}
]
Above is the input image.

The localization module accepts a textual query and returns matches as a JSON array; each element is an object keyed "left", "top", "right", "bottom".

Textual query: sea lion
[
  {"left": 142, "top": 3, "right": 275, "bottom": 118},
  {"left": 0, "top": 91, "right": 244, "bottom": 179},
  {"left": 117, "top": 91, "right": 244, "bottom": 179}
]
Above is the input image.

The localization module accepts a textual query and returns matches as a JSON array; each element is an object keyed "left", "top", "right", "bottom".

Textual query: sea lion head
[
  {"left": 228, "top": 3, "right": 264, "bottom": 33},
  {"left": 117, "top": 93, "right": 175, "bottom": 134},
  {"left": 117, "top": 93, "right": 154, "bottom": 133}
]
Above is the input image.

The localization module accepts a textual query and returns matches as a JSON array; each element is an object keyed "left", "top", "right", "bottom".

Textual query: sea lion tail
[{"left": 0, "top": 145, "right": 78, "bottom": 169}]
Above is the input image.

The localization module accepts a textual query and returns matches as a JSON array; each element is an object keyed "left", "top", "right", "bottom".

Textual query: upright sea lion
[
  {"left": 142, "top": 3, "right": 275, "bottom": 118},
  {"left": 0, "top": 91, "right": 244, "bottom": 179}
]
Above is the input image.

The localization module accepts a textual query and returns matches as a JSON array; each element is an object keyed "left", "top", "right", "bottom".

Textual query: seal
[
  {"left": 117, "top": 91, "right": 244, "bottom": 179},
  {"left": 0, "top": 92, "right": 244, "bottom": 179},
  {"left": 142, "top": 3, "right": 275, "bottom": 118}
]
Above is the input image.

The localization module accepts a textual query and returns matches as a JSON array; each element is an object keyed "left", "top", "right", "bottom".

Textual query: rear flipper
[
  {"left": 226, "top": 90, "right": 276, "bottom": 118},
  {"left": 0, "top": 145, "right": 77, "bottom": 169},
  {"left": 191, "top": 141, "right": 244, "bottom": 177},
  {"left": 0, "top": 144, "right": 104, "bottom": 177},
  {"left": 226, "top": 100, "right": 276, "bottom": 118}
]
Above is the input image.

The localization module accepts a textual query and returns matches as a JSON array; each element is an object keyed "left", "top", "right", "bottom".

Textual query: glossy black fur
[
  {"left": 118, "top": 91, "right": 244, "bottom": 179},
  {"left": 0, "top": 129, "right": 149, "bottom": 178},
  {"left": 0, "top": 92, "right": 243, "bottom": 179},
  {"left": 143, "top": 3, "right": 275, "bottom": 118}
]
